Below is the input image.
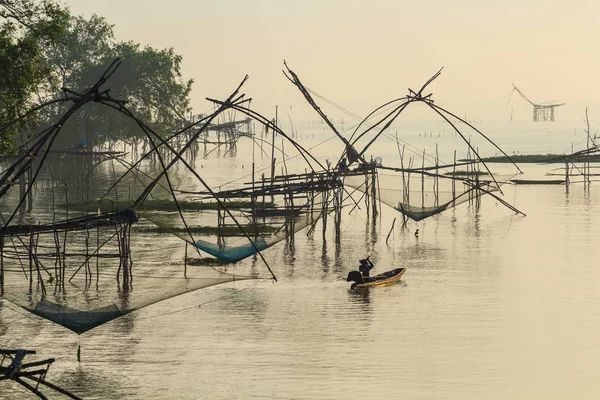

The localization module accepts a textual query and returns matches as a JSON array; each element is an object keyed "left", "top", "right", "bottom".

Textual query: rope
[
  {"left": 133, "top": 278, "right": 268, "bottom": 321},
  {"left": 0, "top": 299, "right": 31, "bottom": 318},
  {"left": 306, "top": 86, "right": 446, "bottom": 165},
  {"left": 501, "top": 185, "right": 519, "bottom": 239}
]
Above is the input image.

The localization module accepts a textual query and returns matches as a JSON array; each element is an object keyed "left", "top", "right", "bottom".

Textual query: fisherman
[{"left": 359, "top": 256, "right": 374, "bottom": 277}]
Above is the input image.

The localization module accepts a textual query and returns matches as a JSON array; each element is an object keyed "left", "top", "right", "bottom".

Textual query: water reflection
[
  {"left": 332, "top": 239, "right": 343, "bottom": 275},
  {"left": 6, "top": 143, "right": 600, "bottom": 399},
  {"left": 0, "top": 301, "right": 11, "bottom": 337},
  {"left": 583, "top": 185, "right": 591, "bottom": 206},
  {"left": 57, "top": 358, "right": 134, "bottom": 399},
  {"left": 283, "top": 235, "right": 296, "bottom": 266},
  {"left": 347, "top": 287, "right": 371, "bottom": 306},
  {"left": 320, "top": 237, "right": 330, "bottom": 275}
]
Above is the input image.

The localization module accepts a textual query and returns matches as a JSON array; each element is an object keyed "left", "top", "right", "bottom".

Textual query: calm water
[{"left": 2, "top": 123, "right": 600, "bottom": 399}]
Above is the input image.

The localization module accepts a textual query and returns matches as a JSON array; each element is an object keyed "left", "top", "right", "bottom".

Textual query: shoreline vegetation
[
  {"left": 135, "top": 224, "right": 279, "bottom": 235},
  {"left": 185, "top": 257, "right": 231, "bottom": 266},
  {"left": 469, "top": 154, "right": 600, "bottom": 163},
  {"left": 69, "top": 199, "right": 277, "bottom": 213},
  {"left": 444, "top": 171, "right": 488, "bottom": 176}
]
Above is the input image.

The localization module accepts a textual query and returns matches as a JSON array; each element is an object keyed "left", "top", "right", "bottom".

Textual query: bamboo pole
[
  {"left": 0, "top": 235, "right": 4, "bottom": 295},
  {"left": 386, "top": 218, "right": 396, "bottom": 245},
  {"left": 27, "top": 163, "right": 33, "bottom": 212},
  {"left": 96, "top": 226, "right": 99, "bottom": 287},
  {"left": 421, "top": 149, "right": 425, "bottom": 208},
  {"left": 435, "top": 144, "right": 439, "bottom": 206},
  {"left": 452, "top": 150, "right": 456, "bottom": 205},
  {"left": 53, "top": 230, "right": 59, "bottom": 289},
  {"left": 29, "top": 229, "right": 33, "bottom": 293}
]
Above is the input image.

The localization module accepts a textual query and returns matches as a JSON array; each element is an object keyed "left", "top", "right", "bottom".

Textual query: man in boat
[
  {"left": 359, "top": 256, "right": 374, "bottom": 277},
  {"left": 338, "top": 157, "right": 348, "bottom": 172}
]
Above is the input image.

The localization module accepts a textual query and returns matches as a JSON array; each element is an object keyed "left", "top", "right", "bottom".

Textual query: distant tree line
[{"left": 0, "top": 0, "right": 193, "bottom": 153}]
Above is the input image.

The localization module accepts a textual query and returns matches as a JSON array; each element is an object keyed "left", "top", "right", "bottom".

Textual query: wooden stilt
[{"left": 0, "top": 235, "right": 4, "bottom": 295}]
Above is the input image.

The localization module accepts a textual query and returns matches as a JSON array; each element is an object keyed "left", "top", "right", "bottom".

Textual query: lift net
[
  {"left": 0, "top": 153, "right": 327, "bottom": 334},
  {"left": 0, "top": 221, "right": 255, "bottom": 334},
  {"left": 0, "top": 162, "right": 264, "bottom": 334},
  {"left": 143, "top": 192, "right": 328, "bottom": 263},
  {"left": 344, "top": 169, "right": 515, "bottom": 221}
]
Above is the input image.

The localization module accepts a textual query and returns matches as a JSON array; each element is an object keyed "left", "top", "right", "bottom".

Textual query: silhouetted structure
[{"left": 510, "top": 84, "right": 565, "bottom": 121}]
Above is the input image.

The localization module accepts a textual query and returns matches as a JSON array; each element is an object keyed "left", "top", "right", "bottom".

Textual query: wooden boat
[
  {"left": 510, "top": 179, "right": 565, "bottom": 185},
  {"left": 346, "top": 267, "right": 405, "bottom": 289}
]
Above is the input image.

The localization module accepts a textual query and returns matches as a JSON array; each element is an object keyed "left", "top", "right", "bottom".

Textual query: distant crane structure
[{"left": 509, "top": 84, "right": 565, "bottom": 122}]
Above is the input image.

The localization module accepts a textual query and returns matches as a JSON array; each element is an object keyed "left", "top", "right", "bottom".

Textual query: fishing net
[
  {"left": 0, "top": 220, "right": 255, "bottom": 334},
  {"left": 344, "top": 169, "right": 516, "bottom": 221},
  {"left": 142, "top": 192, "right": 329, "bottom": 263},
  {"left": 0, "top": 156, "right": 261, "bottom": 334}
]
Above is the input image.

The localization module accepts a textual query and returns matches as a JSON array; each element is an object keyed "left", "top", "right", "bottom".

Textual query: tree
[
  {"left": 1, "top": 0, "right": 193, "bottom": 152},
  {"left": 45, "top": 11, "right": 193, "bottom": 148},
  {"left": 0, "top": 0, "right": 67, "bottom": 152}
]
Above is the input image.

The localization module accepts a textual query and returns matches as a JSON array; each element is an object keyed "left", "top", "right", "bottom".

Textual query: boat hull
[{"left": 347, "top": 267, "right": 405, "bottom": 289}]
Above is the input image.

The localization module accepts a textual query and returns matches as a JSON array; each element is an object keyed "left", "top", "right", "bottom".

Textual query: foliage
[
  {"left": 443, "top": 170, "right": 488, "bottom": 176},
  {"left": 0, "top": 0, "right": 194, "bottom": 152},
  {"left": 136, "top": 224, "right": 279, "bottom": 235},
  {"left": 185, "top": 257, "right": 231, "bottom": 266},
  {"left": 45, "top": 12, "right": 193, "bottom": 148},
  {"left": 474, "top": 154, "right": 600, "bottom": 163},
  {"left": 0, "top": 0, "right": 68, "bottom": 153}
]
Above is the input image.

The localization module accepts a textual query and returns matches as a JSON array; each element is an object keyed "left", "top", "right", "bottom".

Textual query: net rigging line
[
  {"left": 205, "top": 134, "right": 339, "bottom": 190},
  {"left": 209, "top": 101, "right": 411, "bottom": 191},
  {"left": 192, "top": 115, "right": 367, "bottom": 191},
  {"left": 207, "top": 76, "right": 465, "bottom": 191},
  {"left": 132, "top": 278, "right": 268, "bottom": 321},
  {"left": 307, "top": 71, "right": 520, "bottom": 182},
  {"left": 305, "top": 86, "right": 446, "bottom": 166}
]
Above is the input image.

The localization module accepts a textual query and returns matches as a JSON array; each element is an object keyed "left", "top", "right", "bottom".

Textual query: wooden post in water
[
  {"left": 0, "top": 235, "right": 3, "bottom": 295},
  {"left": 85, "top": 231, "right": 91, "bottom": 288},
  {"left": 434, "top": 144, "right": 439, "bottom": 207},
  {"left": 421, "top": 149, "right": 425, "bottom": 208},
  {"left": 251, "top": 162, "right": 256, "bottom": 226},
  {"left": 467, "top": 145, "right": 473, "bottom": 205},
  {"left": 452, "top": 150, "right": 456, "bottom": 205},
  {"left": 128, "top": 223, "right": 133, "bottom": 284},
  {"left": 115, "top": 225, "right": 122, "bottom": 284},
  {"left": 184, "top": 242, "right": 188, "bottom": 278},
  {"left": 310, "top": 172, "right": 315, "bottom": 214},
  {"left": 120, "top": 224, "right": 130, "bottom": 289},
  {"left": 96, "top": 226, "right": 100, "bottom": 287},
  {"left": 217, "top": 201, "right": 223, "bottom": 237},
  {"left": 399, "top": 142, "right": 406, "bottom": 206},
  {"left": 33, "top": 232, "right": 45, "bottom": 297},
  {"left": 62, "top": 230, "right": 68, "bottom": 287},
  {"left": 53, "top": 230, "right": 59, "bottom": 289},
  {"left": 270, "top": 106, "right": 277, "bottom": 186},
  {"left": 333, "top": 185, "right": 342, "bottom": 243},
  {"left": 406, "top": 156, "right": 413, "bottom": 214},
  {"left": 475, "top": 146, "right": 481, "bottom": 208},
  {"left": 18, "top": 132, "right": 26, "bottom": 214},
  {"left": 261, "top": 174, "right": 265, "bottom": 213},
  {"left": 27, "top": 162, "right": 33, "bottom": 212},
  {"left": 371, "top": 167, "right": 378, "bottom": 219},
  {"left": 29, "top": 229, "right": 33, "bottom": 293},
  {"left": 364, "top": 173, "right": 370, "bottom": 218},
  {"left": 321, "top": 188, "right": 329, "bottom": 240},
  {"left": 287, "top": 186, "right": 296, "bottom": 243}
]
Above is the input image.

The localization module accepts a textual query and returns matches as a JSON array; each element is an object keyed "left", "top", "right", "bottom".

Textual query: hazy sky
[{"left": 62, "top": 0, "right": 599, "bottom": 125}]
